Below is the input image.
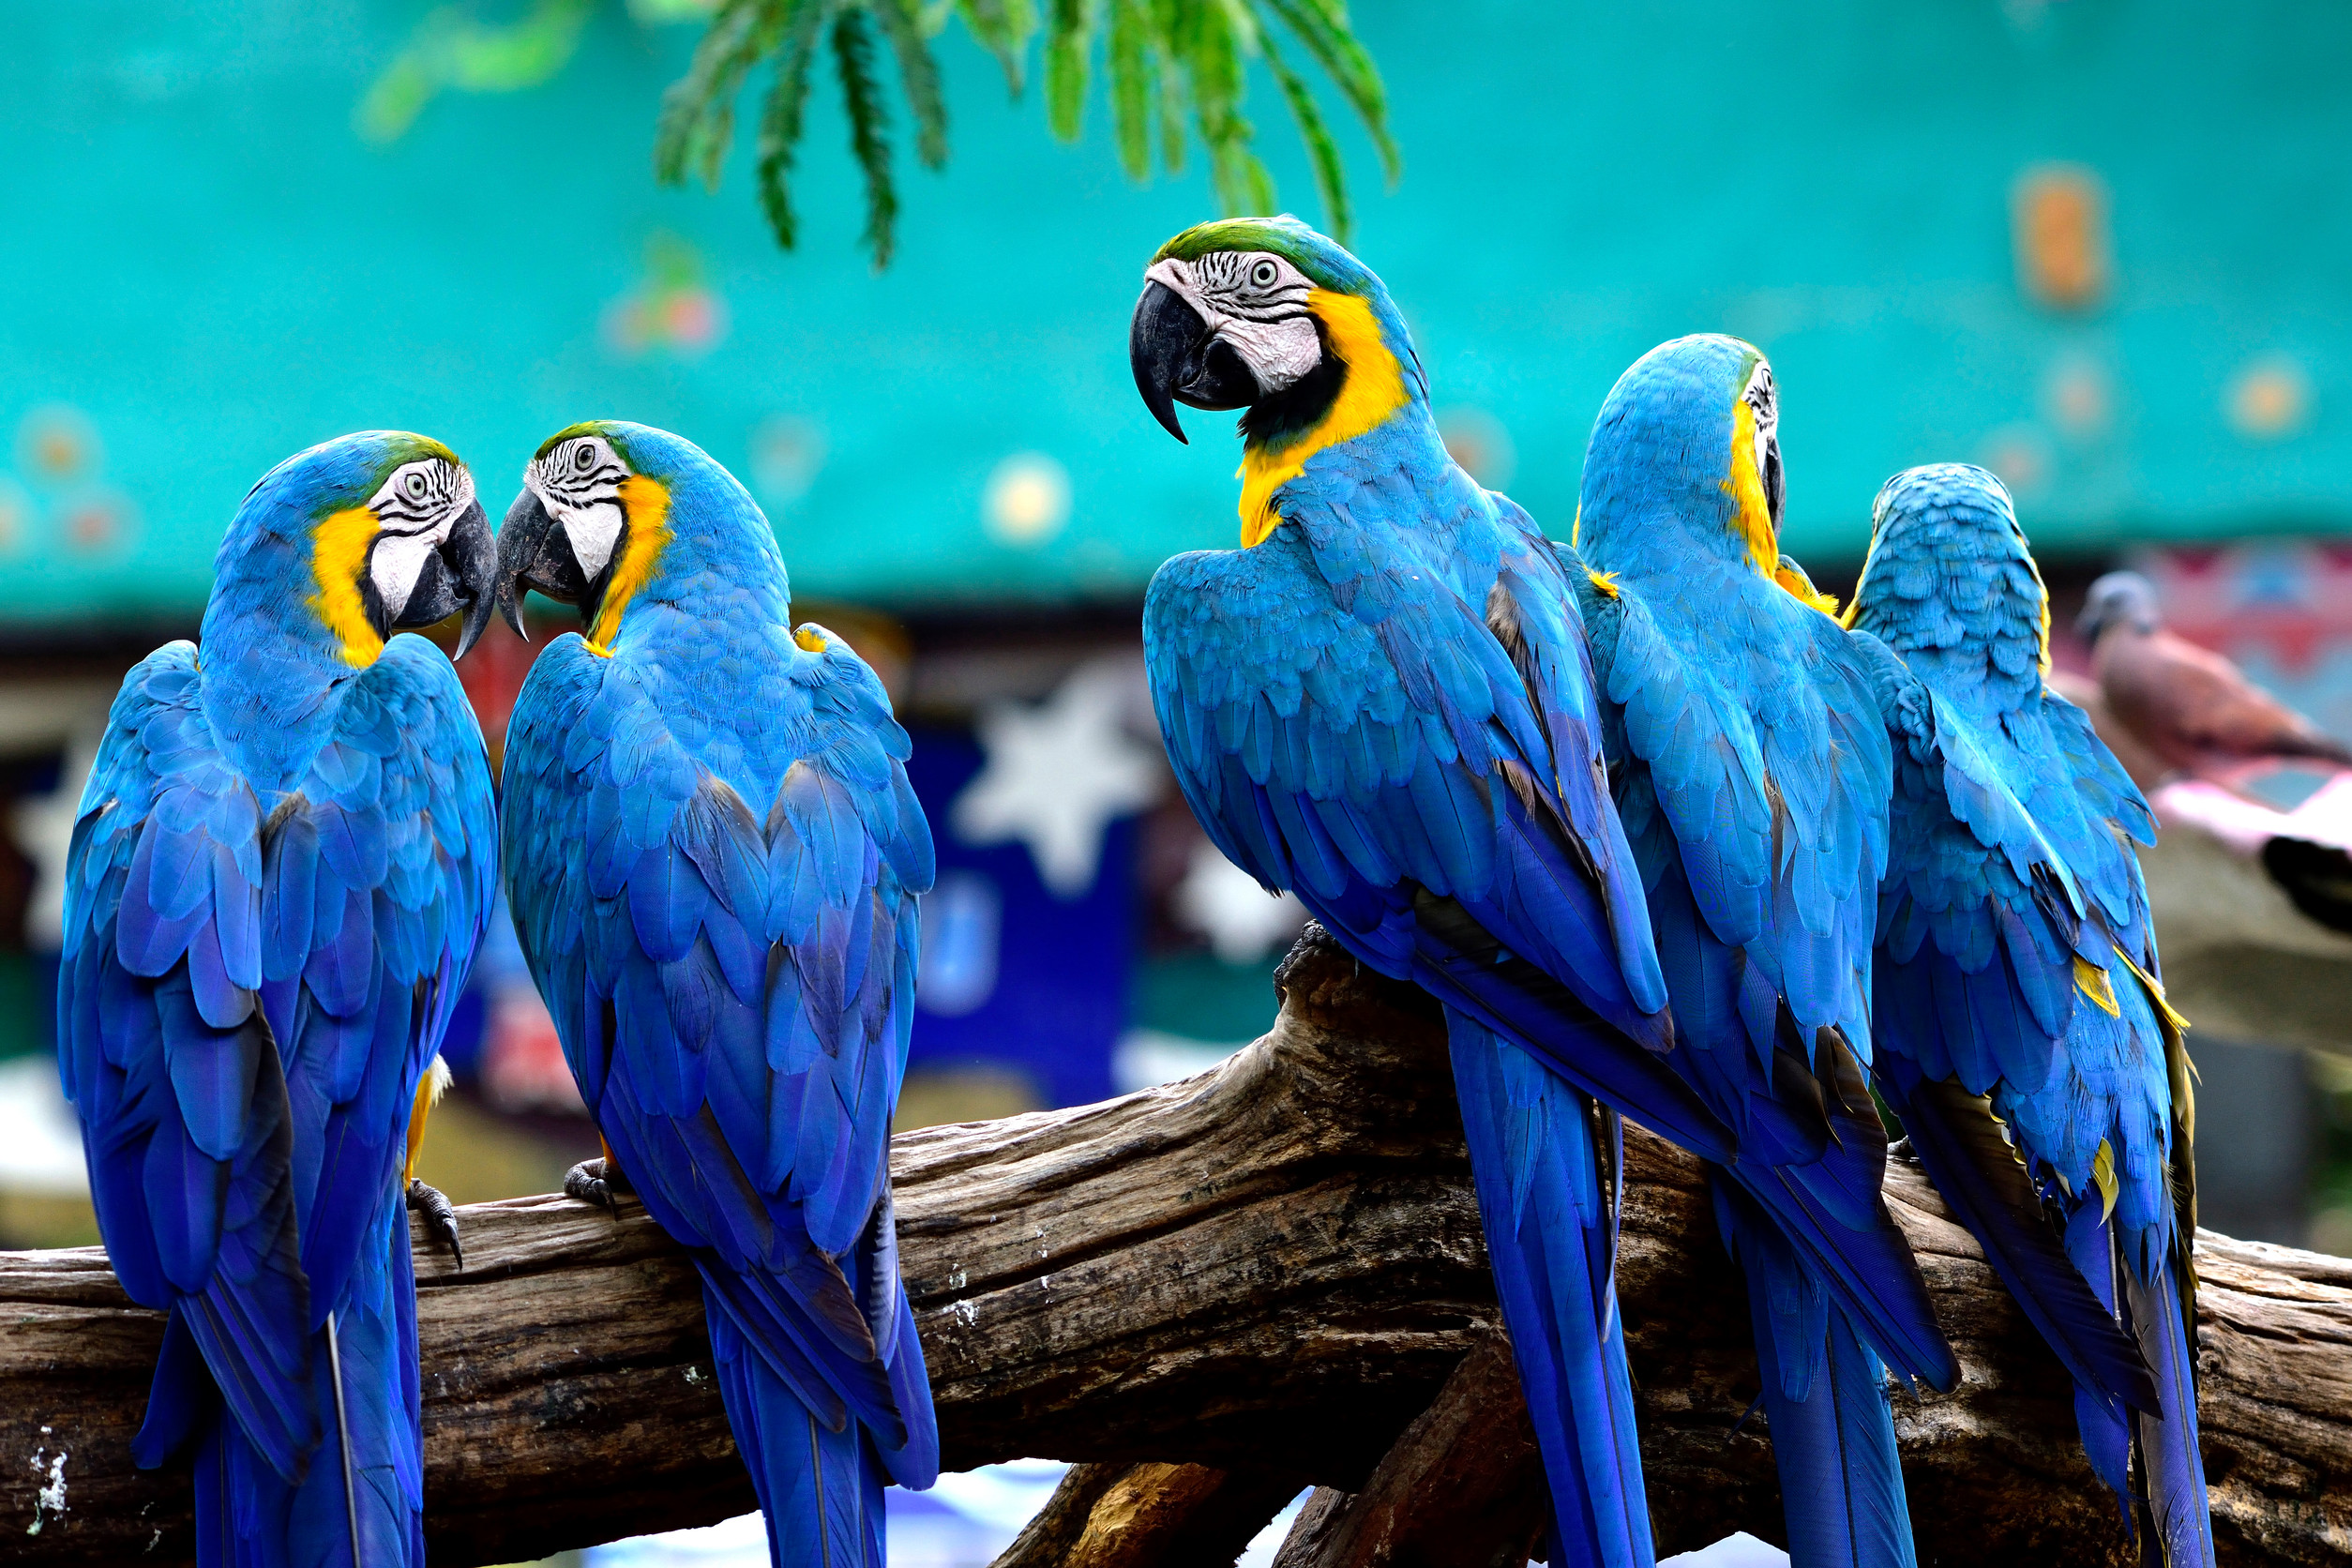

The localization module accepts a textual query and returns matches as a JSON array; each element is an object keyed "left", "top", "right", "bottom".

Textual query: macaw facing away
[
  {"left": 1569, "top": 337, "right": 1957, "bottom": 1568},
  {"left": 1847, "top": 464, "right": 2210, "bottom": 1566},
  {"left": 1132, "top": 216, "right": 1741, "bottom": 1567},
  {"left": 492, "top": 422, "right": 936, "bottom": 1568},
  {"left": 59, "top": 432, "right": 499, "bottom": 1568}
]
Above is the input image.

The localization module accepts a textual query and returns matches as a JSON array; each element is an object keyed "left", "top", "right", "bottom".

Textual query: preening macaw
[
  {"left": 1847, "top": 464, "right": 2210, "bottom": 1565},
  {"left": 1569, "top": 336, "right": 1957, "bottom": 1568},
  {"left": 59, "top": 432, "right": 498, "bottom": 1568},
  {"left": 491, "top": 422, "right": 936, "bottom": 1568},
  {"left": 1132, "top": 216, "right": 1737, "bottom": 1567}
]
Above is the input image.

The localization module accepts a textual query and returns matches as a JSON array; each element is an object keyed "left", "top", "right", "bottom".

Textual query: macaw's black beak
[
  {"left": 392, "top": 498, "right": 497, "bottom": 660},
  {"left": 1128, "top": 279, "right": 1262, "bottom": 444},
  {"left": 493, "top": 487, "right": 585, "bottom": 642}
]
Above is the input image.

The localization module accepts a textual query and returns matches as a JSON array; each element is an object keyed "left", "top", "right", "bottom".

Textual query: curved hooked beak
[
  {"left": 493, "top": 487, "right": 588, "bottom": 642},
  {"left": 1760, "top": 436, "right": 1786, "bottom": 535},
  {"left": 1128, "top": 279, "right": 1263, "bottom": 444},
  {"left": 391, "top": 498, "right": 497, "bottom": 661}
]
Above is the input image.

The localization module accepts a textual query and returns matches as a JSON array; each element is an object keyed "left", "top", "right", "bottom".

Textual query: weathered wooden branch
[
  {"left": 3, "top": 936, "right": 2348, "bottom": 1565},
  {"left": 1269, "top": 1326, "right": 1547, "bottom": 1568},
  {"left": 988, "top": 1462, "right": 1305, "bottom": 1568}
]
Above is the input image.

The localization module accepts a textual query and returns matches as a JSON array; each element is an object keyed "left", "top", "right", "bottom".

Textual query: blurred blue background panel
[
  {"left": 4, "top": 0, "right": 2352, "bottom": 627},
  {"left": 904, "top": 729, "right": 1130, "bottom": 1112}
]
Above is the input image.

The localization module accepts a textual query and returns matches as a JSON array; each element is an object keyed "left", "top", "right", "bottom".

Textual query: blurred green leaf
[{"left": 356, "top": 0, "right": 597, "bottom": 143}]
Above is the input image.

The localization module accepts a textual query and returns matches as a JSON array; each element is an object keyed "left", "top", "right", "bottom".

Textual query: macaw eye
[
  {"left": 1250, "top": 260, "right": 1278, "bottom": 287},
  {"left": 403, "top": 472, "right": 430, "bottom": 501},
  {"left": 573, "top": 442, "right": 596, "bottom": 473}
]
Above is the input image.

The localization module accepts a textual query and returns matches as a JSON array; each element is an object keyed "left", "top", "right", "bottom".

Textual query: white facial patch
[
  {"left": 369, "top": 531, "right": 440, "bottom": 617},
  {"left": 542, "top": 489, "right": 624, "bottom": 580},
  {"left": 1145, "top": 254, "right": 1324, "bottom": 395},
  {"left": 364, "top": 459, "right": 474, "bottom": 617}
]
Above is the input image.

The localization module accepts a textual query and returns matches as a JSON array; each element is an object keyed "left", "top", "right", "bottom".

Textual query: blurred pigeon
[
  {"left": 2073, "top": 572, "right": 2352, "bottom": 936},
  {"left": 2077, "top": 570, "right": 2352, "bottom": 777}
]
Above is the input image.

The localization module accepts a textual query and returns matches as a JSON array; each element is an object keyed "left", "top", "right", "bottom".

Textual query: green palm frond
[
  {"left": 750, "top": 0, "right": 830, "bottom": 248},
  {"left": 655, "top": 0, "right": 1395, "bottom": 264},
  {"left": 832, "top": 8, "right": 901, "bottom": 264}
]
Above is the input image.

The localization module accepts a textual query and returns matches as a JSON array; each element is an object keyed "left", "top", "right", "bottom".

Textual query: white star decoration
[
  {"left": 952, "top": 661, "right": 1165, "bottom": 897},
  {"left": 1172, "top": 839, "right": 1306, "bottom": 963}
]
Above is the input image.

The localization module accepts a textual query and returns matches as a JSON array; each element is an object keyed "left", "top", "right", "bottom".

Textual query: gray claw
[
  {"left": 406, "top": 1178, "right": 463, "bottom": 1270},
  {"left": 565, "top": 1156, "right": 629, "bottom": 1215}
]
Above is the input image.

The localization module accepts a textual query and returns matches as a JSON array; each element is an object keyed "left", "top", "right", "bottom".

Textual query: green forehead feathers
[
  {"left": 1152, "top": 218, "right": 1351, "bottom": 292},
  {"left": 367, "top": 433, "right": 462, "bottom": 491},
  {"left": 534, "top": 421, "right": 635, "bottom": 466}
]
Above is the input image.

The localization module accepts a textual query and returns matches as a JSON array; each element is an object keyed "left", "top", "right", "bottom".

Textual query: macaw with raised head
[
  {"left": 1569, "top": 336, "right": 1958, "bottom": 1568},
  {"left": 60, "top": 431, "right": 498, "bottom": 1567},
  {"left": 1848, "top": 464, "right": 2210, "bottom": 1565},
  {"left": 491, "top": 422, "right": 936, "bottom": 1568},
  {"left": 1132, "top": 216, "right": 1741, "bottom": 1567}
]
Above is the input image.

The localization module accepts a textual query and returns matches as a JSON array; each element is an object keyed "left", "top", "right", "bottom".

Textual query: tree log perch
[{"left": 2, "top": 936, "right": 2347, "bottom": 1565}]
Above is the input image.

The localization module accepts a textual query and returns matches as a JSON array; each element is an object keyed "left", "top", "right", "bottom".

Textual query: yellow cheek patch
[
  {"left": 311, "top": 506, "right": 384, "bottom": 668},
  {"left": 2073, "top": 954, "right": 2121, "bottom": 1017},
  {"left": 584, "top": 475, "right": 673, "bottom": 656},
  {"left": 1236, "top": 289, "right": 1410, "bottom": 549},
  {"left": 1587, "top": 569, "right": 1621, "bottom": 599},
  {"left": 793, "top": 626, "right": 826, "bottom": 654},
  {"left": 1721, "top": 400, "right": 1777, "bottom": 579}
]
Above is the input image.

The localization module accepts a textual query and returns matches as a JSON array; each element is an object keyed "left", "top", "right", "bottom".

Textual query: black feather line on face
[
  {"left": 1238, "top": 315, "right": 1344, "bottom": 448},
  {"left": 358, "top": 545, "right": 392, "bottom": 641}
]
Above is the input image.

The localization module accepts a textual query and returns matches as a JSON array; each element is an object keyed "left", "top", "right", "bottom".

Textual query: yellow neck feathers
[
  {"left": 311, "top": 507, "right": 384, "bottom": 668},
  {"left": 403, "top": 1054, "right": 452, "bottom": 1185},
  {"left": 1774, "top": 563, "right": 1841, "bottom": 617},
  {"left": 1721, "top": 400, "right": 1778, "bottom": 580},
  {"left": 1236, "top": 290, "right": 1410, "bottom": 549},
  {"left": 585, "top": 476, "right": 673, "bottom": 656}
]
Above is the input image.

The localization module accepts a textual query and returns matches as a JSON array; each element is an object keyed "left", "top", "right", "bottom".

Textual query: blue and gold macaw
[
  {"left": 1133, "top": 217, "right": 1741, "bottom": 1567},
  {"left": 491, "top": 422, "right": 936, "bottom": 1568},
  {"left": 1569, "top": 337, "right": 1957, "bottom": 1568},
  {"left": 1847, "top": 464, "right": 2210, "bottom": 1565},
  {"left": 59, "top": 432, "right": 498, "bottom": 1567}
]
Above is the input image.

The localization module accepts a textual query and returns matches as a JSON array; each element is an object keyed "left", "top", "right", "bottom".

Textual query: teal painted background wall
[{"left": 5, "top": 0, "right": 2348, "bottom": 622}]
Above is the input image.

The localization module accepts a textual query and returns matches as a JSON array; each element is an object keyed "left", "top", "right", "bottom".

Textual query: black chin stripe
[{"left": 1239, "top": 316, "right": 1345, "bottom": 447}]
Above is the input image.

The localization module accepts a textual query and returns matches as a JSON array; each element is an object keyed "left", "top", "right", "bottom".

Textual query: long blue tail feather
[
  {"left": 163, "top": 1204, "right": 422, "bottom": 1568},
  {"left": 2126, "top": 1243, "right": 2215, "bottom": 1568},
  {"left": 707, "top": 1282, "right": 887, "bottom": 1568},
  {"left": 2058, "top": 1202, "right": 2133, "bottom": 1507},
  {"left": 1450, "top": 1010, "right": 1654, "bottom": 1568},
  {"left": 1717, "top": 1180, "right": 1917, "bottom": 1568}
]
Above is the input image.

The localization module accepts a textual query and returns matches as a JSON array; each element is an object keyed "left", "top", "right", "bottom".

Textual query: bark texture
[
  {"left": 988, "top": 1463, "right": 1306, "bottom": 1568},
  {"left": 0, "top": 937, "right": 2345, "bottom": 1565},
  {"left": 1269, "top": 1326, "right": 1547, "bottom": 1568}
]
